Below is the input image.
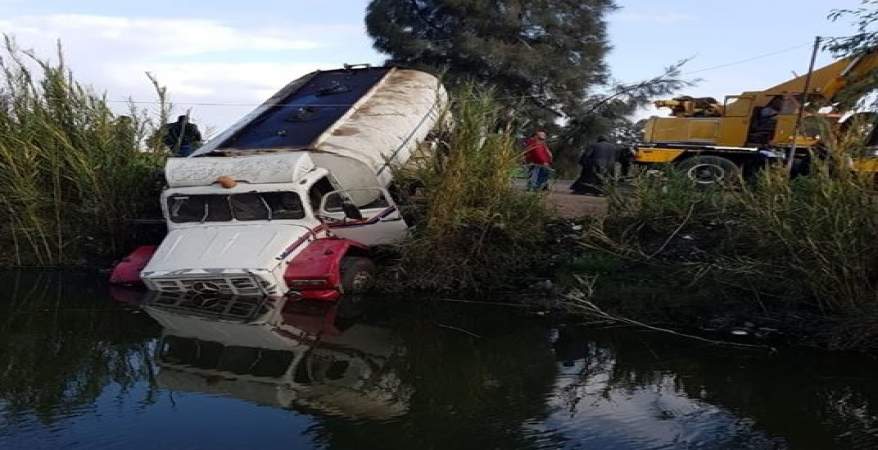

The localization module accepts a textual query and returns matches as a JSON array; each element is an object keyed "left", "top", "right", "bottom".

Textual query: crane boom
[{"left": 818, "top": 50, "right": 878, "bottom": 102}]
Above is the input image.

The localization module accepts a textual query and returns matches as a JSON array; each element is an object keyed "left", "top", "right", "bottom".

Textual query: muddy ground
[
  {"left": 543, "top": 179, "right": 608, "bottom": 218},
  {"left": 513, "top": 177, "right": 609, "bottom": 218}
]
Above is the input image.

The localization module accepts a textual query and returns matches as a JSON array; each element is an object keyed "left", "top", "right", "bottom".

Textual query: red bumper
[{"left": 109, "top": 245, "right": 156, "bottom": 285}]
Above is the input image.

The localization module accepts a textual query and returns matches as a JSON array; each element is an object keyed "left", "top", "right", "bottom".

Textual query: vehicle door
[{"left": 318, "top": 188, "right": 408, "bottom": 245}]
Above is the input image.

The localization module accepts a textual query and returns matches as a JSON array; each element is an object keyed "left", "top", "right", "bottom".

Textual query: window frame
[
  {"left": 165, "top": 190, "right": 308, "bottom": 224},
  {"left": 307, "top": 176, "right": 338, "bottom": 213}
]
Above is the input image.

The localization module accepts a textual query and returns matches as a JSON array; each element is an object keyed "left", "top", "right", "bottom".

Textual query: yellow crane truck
[{"left": 635, "top": 50, "right": 878, "bottom": 184}]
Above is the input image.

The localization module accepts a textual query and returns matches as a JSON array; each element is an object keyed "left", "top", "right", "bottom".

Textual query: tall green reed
[
  {"left": 0, "top": 37, "right": 168, "bottom": 266},
  {"left": 725, "top": 119, "right": 877, "bottom": 311},
  {"left": 390, "top": 86, "right": 551, "bottom": 292},
  {"left": 592, "top": 121, "right": 877, "bottom": 313}
]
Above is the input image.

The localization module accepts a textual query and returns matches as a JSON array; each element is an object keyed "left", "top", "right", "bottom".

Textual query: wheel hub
[
  {"left": 687, "top": 163, "right": 726, "bottom": 184},
  {"left": 350, "top": 271, "right": 372, "bottom": 292}
]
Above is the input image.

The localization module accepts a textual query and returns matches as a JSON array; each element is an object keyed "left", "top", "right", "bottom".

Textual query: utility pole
[{"left": 786, "top": 36, "right": 822, "bottom": 173}]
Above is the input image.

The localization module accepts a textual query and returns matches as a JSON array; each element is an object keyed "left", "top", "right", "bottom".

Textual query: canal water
[{"left": 1, "top": 272, "right": 877, "bottom": 450}]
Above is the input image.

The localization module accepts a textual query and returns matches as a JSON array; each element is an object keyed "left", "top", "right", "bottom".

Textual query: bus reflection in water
[{"left": 142, "top": 293, "right": 411, "bottom": 419}]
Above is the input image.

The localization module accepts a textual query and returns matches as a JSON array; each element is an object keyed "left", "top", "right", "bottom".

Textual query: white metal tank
[{"left": 189, "top": 66, "right": 448, "bottom": 191}]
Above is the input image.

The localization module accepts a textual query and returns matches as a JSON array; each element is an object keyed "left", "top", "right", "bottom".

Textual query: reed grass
[
  {"left": 586, "top": 122, "right": 877, "bottom": 348},
  {"left": 388, "top": 86, "right": 552, "bottom": 292},
  {"left": 729, "top": 168, "right": 876, "bottom": 310},
  {"left": 598, "top": 164, "right": 876, "bottom": 302},
  {"left": 0, "top": 37, "right": 168, "bottom": 266}
]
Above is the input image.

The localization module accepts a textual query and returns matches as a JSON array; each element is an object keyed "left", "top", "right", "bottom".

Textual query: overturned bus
[{"left": 111, "top": 65, "right": 448, "bottom": 300}]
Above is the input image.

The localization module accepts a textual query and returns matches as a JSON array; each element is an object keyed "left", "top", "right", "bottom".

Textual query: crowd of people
[{"left": 522, "top": 129, "right": 633, "bottom": 195}]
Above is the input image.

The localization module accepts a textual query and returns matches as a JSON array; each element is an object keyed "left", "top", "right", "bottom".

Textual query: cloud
[
  {"left": 0, "top": 14, "right": 372, "bottom": 129},
  {"left": 614, "top": 11, "right": 696, "bottom": 25},
  {"left": 1, "top": 14, "right": 322, "bottom": 56},
  {"left": 108, "top": 61, "right": 324, "bottom": 97}
]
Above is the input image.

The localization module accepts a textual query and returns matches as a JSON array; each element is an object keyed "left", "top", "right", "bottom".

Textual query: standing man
[
  {"left": 618, "top": 144, "right": 635, "bottom": 179},
  {"left": 163, "top": 114, "right": 203, "bottom": 157},
  {"left": 523, "top": 129, "right": 553, "bottom": 191},
  {"left": 571, "top": 136, "right": 618, "bottom": 195}
]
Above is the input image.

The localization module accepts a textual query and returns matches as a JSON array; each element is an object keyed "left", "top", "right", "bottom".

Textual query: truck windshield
[{"left": 167, "top": 192, "right": 305, "bottom": 223}]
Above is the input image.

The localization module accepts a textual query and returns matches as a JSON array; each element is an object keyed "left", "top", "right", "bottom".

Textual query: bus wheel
[
  {"left": 676, "top": 156, "right": 740, "bottom": 186},
  {"left": 340, "top": 256, "right": 376, "bottom": 295}
]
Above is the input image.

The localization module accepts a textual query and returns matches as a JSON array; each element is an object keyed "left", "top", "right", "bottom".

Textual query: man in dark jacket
[
  {"left": 571, "top": 136, "right": 618, "bottom": 195},
  {"left": 163, "top": 115, "right": 203, "bottom": 157}
]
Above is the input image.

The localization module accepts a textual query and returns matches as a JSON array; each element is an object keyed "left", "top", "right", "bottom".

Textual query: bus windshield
[{"left": 167, "top": 192, "right": 305, "bottom": 223}]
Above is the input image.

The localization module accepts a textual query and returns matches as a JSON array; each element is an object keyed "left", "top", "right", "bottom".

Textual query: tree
[
  {"left": 825, "top": 1, "right": 878, "bottom": 110},
  {"left": 559, "top": 59, "right": 692, "bottom": 151},
  {"left": 826, "top": 0, "right": 878, "bottom": 56},
  {"left": 366, "top": 1, "right": 692, "bottom": 172},
  {"left": 365, "top": 0, "right": 616, "bottom": 124}
]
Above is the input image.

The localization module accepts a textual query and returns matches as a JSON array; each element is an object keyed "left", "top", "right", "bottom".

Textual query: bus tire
[{"left": 340, "top": 256, "right": 376, "bottom": 295}]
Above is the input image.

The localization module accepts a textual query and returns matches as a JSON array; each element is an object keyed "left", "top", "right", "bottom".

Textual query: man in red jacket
[{"left": 523, "top": 130, "right": 553, "bottom": 191}]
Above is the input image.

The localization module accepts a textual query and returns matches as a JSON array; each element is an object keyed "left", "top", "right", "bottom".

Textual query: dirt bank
[{"left": 543, "top": 179, "right": 608, "bottom": 218}]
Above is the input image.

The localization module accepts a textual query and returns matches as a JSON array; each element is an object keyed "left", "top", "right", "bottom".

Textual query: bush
[
  {"left": 598, "top": 163, "right": 877, "bottom": 305},
  {"left": 587, "top": 133, "right": 878, "bottom": 349},
  {"left": 729, "top": 165, "right": 877, "bottom": 310},
  {"left": 386, "top": 86, "right": 552, "bottom": 292},
  {"left": 0, "top": 37, "right": 167, "bottom": 266}
]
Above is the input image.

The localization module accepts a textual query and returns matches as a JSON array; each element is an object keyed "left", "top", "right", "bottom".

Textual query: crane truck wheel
[{"left": 675, "top": 155, "right": 740, "bottom": 186}]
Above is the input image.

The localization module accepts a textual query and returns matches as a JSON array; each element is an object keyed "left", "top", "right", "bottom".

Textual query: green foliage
[
  {"left": 824, "top": 3, "right": 878, "bottom": 113},
  {"left": 365, "top": 1, "right": 692, "bottom": 174},
  {"left": 605, "top": 169, "right": 726, "bottom": 229},
  {"left": 827, "top": 0, "right": 878, "bottom": 56},
  {"left": 728, "top": 167, "right": 877, "bottom": 311},
  {"left": 558, "top": 60, "right": 694, "bottom": 152},
  {"left": 0, "top": 37, "right": 167, "bottom": 266},
  {"left": 365, "top": 0, "right": 615, "bottom": 123},
  {"left": 388, "top": 86, "right": 551, "bottom": 292},
  {"left": 600, "top": 161, "right": 877, "bottom": 309}
]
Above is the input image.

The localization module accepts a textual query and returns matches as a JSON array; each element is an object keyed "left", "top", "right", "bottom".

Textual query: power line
[{"left": 682, "top": 42, "right": 813, "bottom": 75}]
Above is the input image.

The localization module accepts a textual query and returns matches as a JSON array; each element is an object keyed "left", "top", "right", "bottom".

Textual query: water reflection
[
  {"left": 139, "top": 292, "right": 560, "bottom": 450},
  {"left": 0, "top": 272, "right": 160, "bottom": 429},
  {"left": 545, "top": 326, "right": 878, "bottom": 450},
  {"left": 1, "top": 272, "right": 878, "bottom": 450},
  {"left": 143, "top": 293, "right": 411, "bottom": 419}
]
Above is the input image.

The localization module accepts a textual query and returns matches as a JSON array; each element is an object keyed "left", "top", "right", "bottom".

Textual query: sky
[{"left": 0, "top": 0, "right": 866, "bottom": 134}]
